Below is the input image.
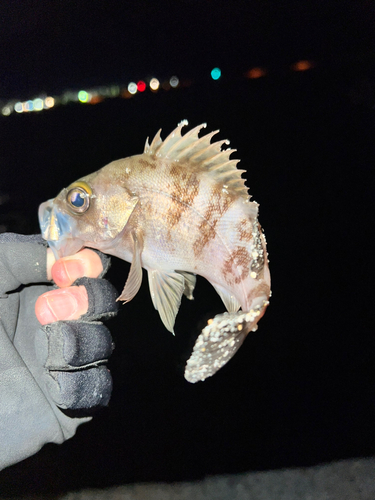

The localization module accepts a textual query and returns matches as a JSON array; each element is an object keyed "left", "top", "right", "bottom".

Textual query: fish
[{"left": 39, "top": 120, "right": 271, "bottom": 383}]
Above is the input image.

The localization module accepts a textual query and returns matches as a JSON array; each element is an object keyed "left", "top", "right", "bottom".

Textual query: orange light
[
  {"left": 89, "top": 95, "right": 103, "bottom": 105},
  {"left": 291, "top": 60, "right": 314, "bottom": 72},
  {"left": 246, "top": 67, "right": 267, "bottom": 79}
]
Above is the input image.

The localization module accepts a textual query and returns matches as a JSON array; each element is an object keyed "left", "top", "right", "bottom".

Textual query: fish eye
[{"left": 66, "top": 183, "right": 91, "bottom": 214}]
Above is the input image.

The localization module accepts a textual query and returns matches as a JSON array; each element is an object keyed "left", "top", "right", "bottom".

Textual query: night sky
[{"left": 0, "top": 1, "right": 374, "bottom": 497}]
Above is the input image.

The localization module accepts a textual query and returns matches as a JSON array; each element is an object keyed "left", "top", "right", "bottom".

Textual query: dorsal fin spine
[
  {"left": 181, "top": 132, "right": 219, "bottom": 161},
  {"left": 162, "top": 123, "right": 207, "bottom": 158},
  {"left": 145, "top": 122, "right": 250, "bottom": 200},
  {"left": 201, "top": 149, "right": 236, "bottom": 167}
]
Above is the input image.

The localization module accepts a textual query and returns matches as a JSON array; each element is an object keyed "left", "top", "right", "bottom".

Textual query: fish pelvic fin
[
  {"left": 177, "top": 271, "right": 196, "bottom": 300},
  {"left": 143, "top": 120, "right": 250, "bottom": 200},
  {"left": 184, "top": 297, "right": 270, "bottom": 383},
  {"left": 117, "top": 231, "right": 144, "bottom": 303},
  {"left": 148, "top": 270, "right": 187, "bottom": 335}
]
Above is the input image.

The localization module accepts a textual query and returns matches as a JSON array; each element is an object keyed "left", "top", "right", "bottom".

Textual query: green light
[
  {"left": 78, "top": 90, "right": 89, "bottom": 103},
  {"left": 33, "top": 98, "right": 44, "bottom": 111},
  {"left": 211, "top": 67, "right": 221, "bottom": 80}
]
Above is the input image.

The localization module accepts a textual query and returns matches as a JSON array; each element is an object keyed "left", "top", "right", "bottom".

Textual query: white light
[
  {"left": 169, "top": 76, "right": 179, "bottom": 88},
  {"left": 14, "top": 102, "right": 23, "bottom": 113},
  {"left": 33, "top": 98, "right": 44, "bottom": 111},
  {"left": 45, "top": 97, "right": 55, "bottom": 108},
  {"left": 150, "top": 78, "right": 160, "bottom": 91},
  {"left": 127, "top": 82, "right": 137, "bottom": 95},
  {"left": 2, "top": 106, "right": 11, "bottom": 116}
]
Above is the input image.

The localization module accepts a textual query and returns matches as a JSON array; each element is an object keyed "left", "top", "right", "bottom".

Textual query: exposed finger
[
  {"left": 35, "top": 285, "right": 89, "bottom": 325},
  {"left": 48, "top": 248, "right": 104, "bottom": 287}
]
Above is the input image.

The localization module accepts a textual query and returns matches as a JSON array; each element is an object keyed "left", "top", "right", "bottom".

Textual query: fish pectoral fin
[
  {"left": 147, "top": 270, "right": 185, "bottom": 334},
  {"left": 185, "top": 299, "right": 269, "bottom": 383},
  {"left": 117, "top": 231, "right": 144, "bottom": 303},
  {"left": 211, "top": 283, "right": 241, "bottom": 313},
  {"left": 177, "top": 271, "right": 197, "bottom": 300}
]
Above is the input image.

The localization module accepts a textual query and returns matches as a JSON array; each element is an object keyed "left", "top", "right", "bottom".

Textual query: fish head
[{"left": 39, "top": 171, "right": 139, "bottom": 259}]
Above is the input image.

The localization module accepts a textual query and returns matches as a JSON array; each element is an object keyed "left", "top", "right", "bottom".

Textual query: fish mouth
[{"left": 39, "top": 200, "right": 84, "bottom": 259}]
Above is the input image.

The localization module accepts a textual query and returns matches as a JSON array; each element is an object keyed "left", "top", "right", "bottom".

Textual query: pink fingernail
[
  {"left": 36, "top": 289, "right": 79, "bottom": 325},
  {"left": 52, "top": 259, "right": 84, "bottom": 286}
]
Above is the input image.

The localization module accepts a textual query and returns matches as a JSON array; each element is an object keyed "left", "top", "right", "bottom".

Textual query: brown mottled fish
[{"left": 39, "top": 121, "right": 271, "bottom": 382}]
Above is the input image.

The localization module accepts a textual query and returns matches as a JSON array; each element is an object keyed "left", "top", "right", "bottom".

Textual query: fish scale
[{"left": 39, "top": 121, "right": 271, "bottom": 382}]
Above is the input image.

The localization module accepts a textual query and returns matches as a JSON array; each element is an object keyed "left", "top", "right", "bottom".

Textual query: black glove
[{"left": 0, "top": 233, "right": 118, "bottom": 470}]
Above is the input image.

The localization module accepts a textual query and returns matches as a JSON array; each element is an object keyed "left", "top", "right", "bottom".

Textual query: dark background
[{"left": 0, "top": 0, "right": 374, "bottom": 496}]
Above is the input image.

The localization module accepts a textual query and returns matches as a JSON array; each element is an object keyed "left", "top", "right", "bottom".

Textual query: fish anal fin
[
  {"left": 211, "top": 283, "right": 241, "bottom": 313},
  {"left": 117, "top": 231, "right": 144, "bottom": 303},
  {"left": 148, "top": 270, "right": 185, "bottom": 334}
]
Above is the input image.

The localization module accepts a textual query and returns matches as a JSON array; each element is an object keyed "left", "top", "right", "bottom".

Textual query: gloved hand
[{"left": 0, "top": 233, "right": 118, "bottom": 471}]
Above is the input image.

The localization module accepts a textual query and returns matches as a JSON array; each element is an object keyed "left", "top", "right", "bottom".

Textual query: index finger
[{"left": 48, "top": 248, "right": 104, "bottom": 287}]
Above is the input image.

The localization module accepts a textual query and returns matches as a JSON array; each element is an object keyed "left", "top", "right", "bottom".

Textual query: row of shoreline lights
[{"left": 1, "top": 61, "right": 315, "bottom": 117}]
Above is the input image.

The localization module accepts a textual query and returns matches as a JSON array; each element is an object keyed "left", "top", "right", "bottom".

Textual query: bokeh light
[
  {"left": 291, "top": 60, "right": 315, "bottom": 72},
  {"left": 211, "top": 67, "right": 221, "bottom": 80},
  {"left": 14, "top": 102, "right": 23, "bottom": 113},
  {"left": 169, "top": 76, "right": 179, "bottom": 88},
  {"left": 25, "top": 100, "right": 34, "bottom": 112},
  {"left": 78, "top": 91, "right": 89, "bottom": 103},
  {"left": 2, "top": 106, "right": 11, "bottom": 116},
  {"left": 128, "top": 82, "right": 137, "bottom": 95},
  {"left": 109, "top": 86, "right": 120, "bottom": 97},
  {"left": 137, "top": 81, "right": 146, "bottom": 92},
  {"left": 33, "top": 98, "right": 44, "bottom": 111},
  {"left": 150, "top": 78, "right": 160, "bottom": 91},
  {"left": 44, "top": 97, "right": 55, "bottom": 108},
  {"left": 246, "top": 67, "right": 267, "bottom": 79},
  {"left": 90, "top": 95, "right": 103, "bottom": 104}
]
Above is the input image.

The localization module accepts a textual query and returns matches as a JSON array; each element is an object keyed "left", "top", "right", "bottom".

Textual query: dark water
[{"left": 0, "top": 65, "right": 374, "bottom": 495}]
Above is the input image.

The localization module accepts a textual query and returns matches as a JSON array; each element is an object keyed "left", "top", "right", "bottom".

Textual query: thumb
[{"left": 0, "top": 233, "right": 48, "bottom": 295}]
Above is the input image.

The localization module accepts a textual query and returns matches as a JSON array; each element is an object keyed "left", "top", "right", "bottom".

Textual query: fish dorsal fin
[
  {"left": 211, "top": 283, "right": 241, "bottom": 313},
  {"left": 147, "top": 270, "right": 186, "bottom": 334},
  {"left": 117, "top": 231, "right": 144, "bottom": 302},
  {"left": 143, "top": 120, "right": 249, "bottom": 200}
]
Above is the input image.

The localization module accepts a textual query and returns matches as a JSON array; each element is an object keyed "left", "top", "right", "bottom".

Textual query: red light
[{"left": 137, "top": 81, "right": 146, "bottom": 92}]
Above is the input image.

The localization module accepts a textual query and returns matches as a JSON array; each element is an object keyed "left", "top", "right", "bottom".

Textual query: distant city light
[
  {"left": 150, "top": 78, "right": 160, "bottom": 91},
  {"left": 25, "top": 100, "right": 34, "bottom": 112},
  {"left": 78, "top": 90, "right": 90, "bottom": 103},
  {"left": 246, "top": 67, "right": 267, "bottom": 79},
  {"left": 109, "top": 86, "right": 120, "bottom": 97},
  {"left": 169, "top": 76, "right": 179, "bottom": 88},
  {"left": 291, "top": 60, "right": 314, "bottom": 72},
  {"left": 0, "top": 62, "right": 321, "bottom": 120},
  {"left": 89, "top": 95, "right": 103, "bottom": 104},
  {"left": 44, "top": 97, "right": 55, "bottom": 108},
  {"left": 128, "top": 82, "right": 137, "bottom": 95},
  {"left": 137, "top": 80, "right": 146, "bottom": 92},
  {"left": 211, "top": 67, "right": 221, "bottom": 80},
  {"left": 33, "top": 98, "right": 44, "bottom": 111}
]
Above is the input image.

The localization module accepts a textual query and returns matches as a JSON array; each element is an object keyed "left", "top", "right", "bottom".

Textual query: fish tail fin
[{"left": 184, "top": 297, "right": 269, "bottom": 383}]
